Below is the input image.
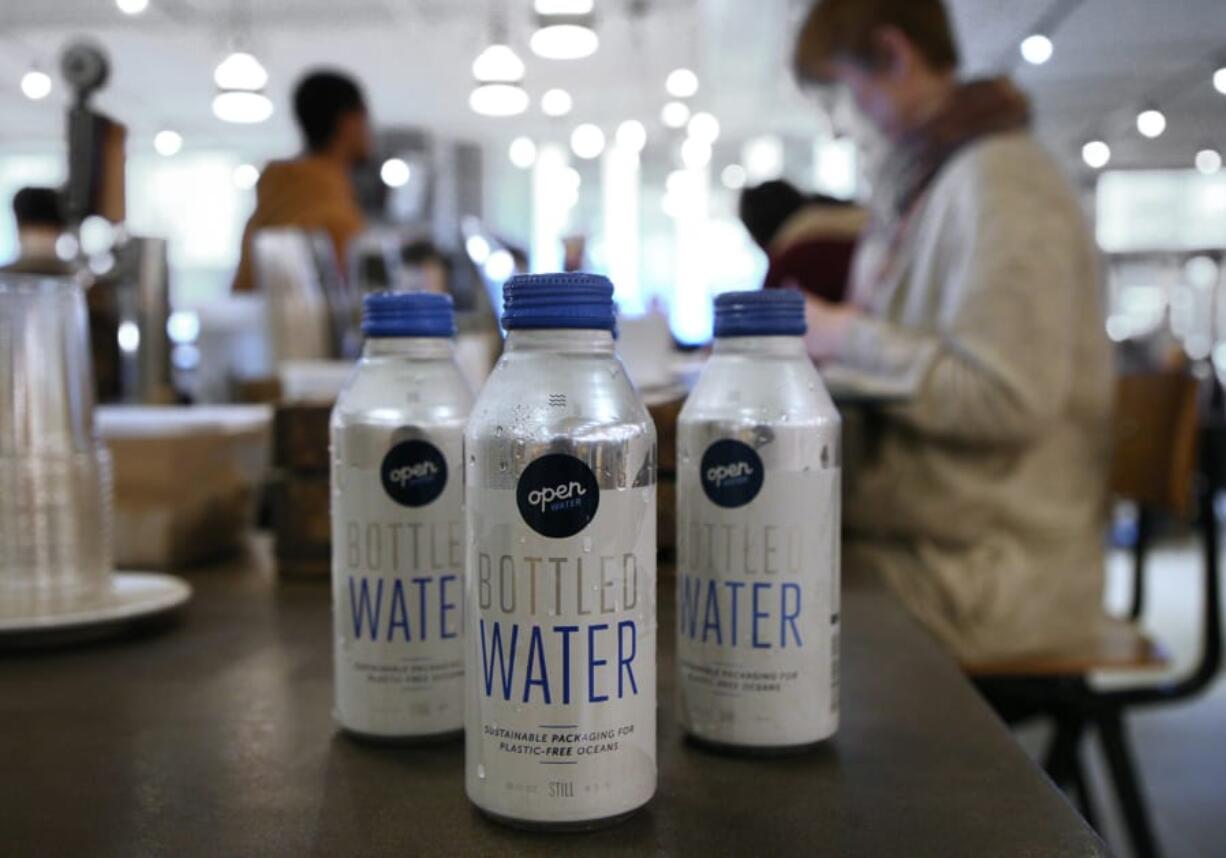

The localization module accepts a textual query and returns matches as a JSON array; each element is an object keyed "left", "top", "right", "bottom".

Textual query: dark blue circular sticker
[
  {"left": 700, "top": 439, "right": 765, "bottom": 508},
  {"left": 516, "top": 453, "right": 600, "bottom": 539},
  {"left": 380, "top": 439, "right": 448, "bottom": 507}
]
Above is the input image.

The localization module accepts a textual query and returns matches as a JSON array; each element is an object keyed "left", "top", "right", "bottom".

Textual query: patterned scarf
[
  {"left": 879, "top": 77, "right": 1032, "bottom": 219},
  {"left": 848, "top": 78, "right": 1032, "bottom": 307}
]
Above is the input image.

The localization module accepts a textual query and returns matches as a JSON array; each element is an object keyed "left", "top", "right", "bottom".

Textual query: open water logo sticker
[
  {"left": 516, "top": 453, "right": 601, "bottom": 538},
  {"left": 701, "top": 439, "right": 765, "bottom": 508},
  {"left": 380, "top": 440, "right": 448, "bottom": 507}
]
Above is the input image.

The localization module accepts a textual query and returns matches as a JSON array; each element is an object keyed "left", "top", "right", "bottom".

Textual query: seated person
[
  {"left": 794, "top": 0, "right": 1114, "bottom": 662},
  {"left": 2, "top": 187, "right": 73, "bottom": 276},
  {"left": 739, "top": 180, "right": 866, "bottom": 303}
]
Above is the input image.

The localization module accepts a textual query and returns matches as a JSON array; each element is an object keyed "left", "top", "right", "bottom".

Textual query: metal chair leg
[
  {"left": 1043, "top": 716, "right": 1098, "bottom": 830},
  {"left": 1097, "top": 710, "right": 1161, "bottom": 858},
  {"left": 1043, "top": 716, "right": 1081, "bottom": 786}
]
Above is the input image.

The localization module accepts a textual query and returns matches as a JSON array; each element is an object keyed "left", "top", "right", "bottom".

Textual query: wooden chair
[{"left": 964, "top": 373, "right": 1221, "bottom": 858}]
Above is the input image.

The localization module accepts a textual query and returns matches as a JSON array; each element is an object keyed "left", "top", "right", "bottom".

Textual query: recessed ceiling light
[
  {"left": 661, "top": 101, "right": 690, "bottom": 129},
  {"left": 509, "top": 136, "right": 537, "bottom": 169},
  {"left": 153, "top": 129, "right": 182, "bottom": 156},
  {"left": 615, "top": 119, "right": 647, "bottom": 153},
  {"left": 541, "top": 88, "right": 573, "bottom": 117},
  {"left": 570, "top": 123, "right": 606, "bottom": 160},
  {"left": 1082, "top": 139, "right": 1111, "bottom": 169},
  {"left": 20, "top": 69, "right": 52, "bottom": 100},
  {"left": 666, "top": 68, "right": 699, "bottom": 98},
  {"left": 380, "top": 158, "right": 411, "bottom": 188},
  {"left": 1019, "top": 34, "right": 1053, "bottom": 65},
  {"left": 1196, "top": 148, "right": 1222, "bottom": 175},
  {"left": 1136, "top": 108, "right": 1166, "bottom": 139}
]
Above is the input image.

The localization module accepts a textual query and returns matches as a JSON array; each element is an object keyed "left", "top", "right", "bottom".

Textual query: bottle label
[
  {"left": 678, "top": 440, "right": 839, "bottom": 747},
  {"left": 331, "top": 430, "right": 465, "bottom": 737},
  {"left": 466, "top": 456, "right": 657, "bottom": 824},
  {"left": 380, "top": 439, "right": 449, "bottom": 507}
]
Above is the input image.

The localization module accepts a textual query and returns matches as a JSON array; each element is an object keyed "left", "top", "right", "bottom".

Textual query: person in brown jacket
[{"left": 232, "top": 69, "right": 372, "bottom": 293}]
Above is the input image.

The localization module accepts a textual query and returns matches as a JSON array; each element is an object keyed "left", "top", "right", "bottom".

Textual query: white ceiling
[{"left": 0, "top": 0, "right": 1224, "bottom": 175}]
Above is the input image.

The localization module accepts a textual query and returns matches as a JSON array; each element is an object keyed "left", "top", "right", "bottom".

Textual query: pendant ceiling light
[
  {"left": 469, "top": 36, "right": 529, "bottom": 117},
  {"left": 212, "top": 50, "right": 272, "bottom": 124},
  {"left": 530, "top": 0, "right": 598, "bottom": 60}
]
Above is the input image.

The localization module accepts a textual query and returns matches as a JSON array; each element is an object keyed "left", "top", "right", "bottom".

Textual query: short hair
[
  {"left": 12, "top": 186, "right": 65, "bottom": 230},
  {"left": 794, "top": 0, "right": 960, "bottom": 84},
  {"left": 292, "top": 70, "right": 366, "bottom": 152}
]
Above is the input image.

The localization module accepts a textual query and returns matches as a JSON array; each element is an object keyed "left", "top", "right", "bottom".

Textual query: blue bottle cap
[
  {"left": 501, "top": 273, "right": 617, "bottom": 332},
  {"left": 713, "top": 289, "right": 806, "bottom": 337},
  {"left": 362, "top": 291, "right": 456, "bottom": 338}
]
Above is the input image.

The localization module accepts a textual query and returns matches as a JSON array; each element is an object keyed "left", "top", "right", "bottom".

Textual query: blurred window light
[
  {"left": 1136, "top": 108, "right": 1166, "bottom": 139},
  {"left": 172, "top": 343, "right": 200, "bottom": 371},
  {"left": 116, "top": 0, "right": 149, "bottom": 14},
  {"left": 20, "top": 69, "right": 52, "bottom": 100},
  {"left": 541, "top": 88, "right": 573, "bottom": 117},
  {"left": 570, "top": 124, "right": 606, "bottom": 160},
  {"left": 153, "top": 129, "right": 182, "bottom": 156},
  {"left": 686, "top": 112, "right": 720, "bottom": 143},
  {"left": 55, "top": 233, "right": 79, "bottom": 261},
  {"left": 466, "top": 235, "right": 492, "bottom": 265},
  {"left": 531, "top": 144, "right": 569, "bottom": 273},
  {"left": 603, "top": 144, "right": 643, "bottom": 314},
  {"left": 813, "top": 135, "right": 857, "bottom": 199},
  {"left": 166, "top": 310, "right": 201, "bottom": 344},
  {"left": 1097, "top": 169, "right": 1226, "bottom": 252},
  {"left": 232, "top": 163, "right": 259, "bottom": 190},
  {"left": 680, "top": 137, "right": 712, "bottom": 170},
  {"left": 661, "top": 101, "right": 690, "bottom": 129},
  {"left": 380, "top": 158, "right": 411, "bottom": 187},
  {"left": 509, "top": 136, "right": 537, "bottom": 169},
  {"left": 666, "top": 68, "right": 699, "bottom": 98},
  {"left": 721, "top": 163, "right": 747, "bottom": 190},
  {"left": 1019, "top": 34, "right": 1053, "bottom": 65},
  {"left": 1195, "top": 148, "right": 1222, "bottom": 175},
  {"left": 615, "top": 120, "right": 647, "bottom": 153},
  {"left": 79, "top": 215, "right": 115, "bottom": 256},
  {"left": 117, "top": 321, "right": 141, "bottom": 353},
  {"left": 743, "top": 135, "right": 784, "bottom": 182},
  {"left": 484, "top": 248, "right": 515, "bottom": 281},
  {"left": 1082, "top": 140, "right": 1111, "bottom": 169}
]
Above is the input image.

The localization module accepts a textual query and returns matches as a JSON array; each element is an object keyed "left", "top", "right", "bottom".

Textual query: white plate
[{"left": 0, "top": 572, "right": 192, "bottom": 635}]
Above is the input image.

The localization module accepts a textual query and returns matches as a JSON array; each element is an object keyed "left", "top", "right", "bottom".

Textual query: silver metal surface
[
  {"left": 676, "top": 334, "right": 841, "bottom": 749},
  {"left": 464, "top": 330, "right": 657, "bottom": 490},
  {"left": 329, "top": 335, "right": 473, "bottom": 738}
]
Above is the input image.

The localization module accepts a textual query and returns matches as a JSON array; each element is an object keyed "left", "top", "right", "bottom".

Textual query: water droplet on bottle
[
  {"left": 499, "top": 461, "right": 508, "bottom": 472},
  {"left": 495, "top": 425, "right": 504, "bottom": 437},
  {"left": 477, "top": 764, "right": 486, "bottom": 780},
  {"left": 582, "top": 536, "right": 592, "bottom": 553},
  {"left": 779, "top": 413, "right": 789, "bottom": 423},
  {"left": 468, "top": 454, "right": 476, "bottom": 465}
]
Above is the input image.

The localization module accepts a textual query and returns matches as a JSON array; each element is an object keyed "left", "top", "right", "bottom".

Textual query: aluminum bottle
[
  {"left": 465, "top": 273, "right": 657, "bottom": 829},
  {"left": 330, "top": 292, "right": 472, "bottom": 741},
  {"left": 676, "top": 289, "right": 841, "bottom": 751}
]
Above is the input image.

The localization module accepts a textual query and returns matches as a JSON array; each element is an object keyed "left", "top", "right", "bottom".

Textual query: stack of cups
[{"left": 0, "top": 275, "right": 114, "bottom": 618}]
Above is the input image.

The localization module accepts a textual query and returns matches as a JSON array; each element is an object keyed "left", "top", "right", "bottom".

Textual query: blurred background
[{"left": 2, "top": 0, "right": 1224, "bottom": 363}]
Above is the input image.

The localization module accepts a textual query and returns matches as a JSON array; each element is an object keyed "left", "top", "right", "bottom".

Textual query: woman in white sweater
[{"left": 795, "top": 0, "right": 1114, "bottom": 662}]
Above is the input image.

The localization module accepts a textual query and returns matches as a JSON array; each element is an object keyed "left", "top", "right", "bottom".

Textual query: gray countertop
[{"left": 1, "top": 540, "right": 1105, "bottom": 857}]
